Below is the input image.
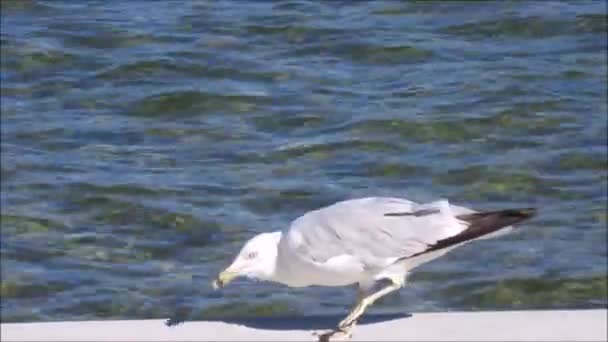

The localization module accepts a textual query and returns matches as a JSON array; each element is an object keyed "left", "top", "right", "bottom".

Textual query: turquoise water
[{"left": 1, "top": 0, "right": 606, "bottom": 323}]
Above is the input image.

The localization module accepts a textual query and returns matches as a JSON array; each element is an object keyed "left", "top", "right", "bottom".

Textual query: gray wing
[{"left": 283, "top": 197, "right": 474, "bottom": 267}]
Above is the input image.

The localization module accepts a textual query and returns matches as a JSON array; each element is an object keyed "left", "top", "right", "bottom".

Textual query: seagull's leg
[
  {"left": 313, "top": 280, "right": 401, "bottom": 341},
  {"left": 356, "top": 286, "right": 365, "bottom": 302},
  {"left": 314, "top": 327, "right": 354, "bottom": 342},
  {"left": 311, "top": 283, "right": 370, "bottom": 341},
  {"left": 355, "top": 280, "right": 374, "bottom": 303},
  {"left": 338, "top": 278, "right": 402, "bottom": 330}
]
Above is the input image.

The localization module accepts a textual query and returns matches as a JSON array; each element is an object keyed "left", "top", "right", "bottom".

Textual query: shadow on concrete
[{"left": 167, "top": 313, "right": 412, "bottom": 331}]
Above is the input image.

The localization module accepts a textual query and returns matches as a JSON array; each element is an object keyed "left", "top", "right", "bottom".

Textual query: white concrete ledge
[{"left": 2, "top": 309, "right": 606, "bottom": 341}]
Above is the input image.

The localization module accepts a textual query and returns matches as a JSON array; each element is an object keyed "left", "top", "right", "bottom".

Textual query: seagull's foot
[
  {"left": 312, "top": 324, "right": 354, "bottom": 342},
  {"left": 337, "top": 318, "right": 352, "bottom": 331},
  {"left": 338, "top": 299, "right": 368, "bottom": 330},
  {"left": 338, "top": 313, "right": 359, "bottom": 330}
]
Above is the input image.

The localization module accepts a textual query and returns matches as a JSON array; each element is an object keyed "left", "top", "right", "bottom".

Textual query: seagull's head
[{"left": 212, "top": 231, "right": 281, "bottom": 289}]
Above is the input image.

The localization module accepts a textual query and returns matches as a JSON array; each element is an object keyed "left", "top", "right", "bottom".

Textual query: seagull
[{"left": 212, "top": 197, "right": 536, "bottom": 340}]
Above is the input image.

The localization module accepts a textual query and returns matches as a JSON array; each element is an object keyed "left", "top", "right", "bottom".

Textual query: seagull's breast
[{"left": 274, "top": 232, "right": 367, "bottom": 287}]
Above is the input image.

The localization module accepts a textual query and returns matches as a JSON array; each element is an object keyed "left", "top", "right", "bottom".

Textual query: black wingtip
[
  {"left": 504, "top": 207, "right": 537, "bottom": 219},
  {"left": 455, "top": 207, "right": 538, "bottom": 238},
  {"left": 521, "top": 207, "right": 537, "bottom": 217},
  {"left": 404, "top": 207, "right": 538, "bottom": 260},
  {"left": 457, "top": 207, "right": 538, "bottom": 225}
]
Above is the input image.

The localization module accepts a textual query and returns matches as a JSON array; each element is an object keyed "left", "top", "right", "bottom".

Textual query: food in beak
[{"left": 211, "top": 270, "right": 237, "bottom": 290}]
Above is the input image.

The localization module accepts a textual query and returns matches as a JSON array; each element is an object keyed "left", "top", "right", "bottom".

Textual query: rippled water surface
[{"left": 1, "top": 0, "right": 607, "bottom": 323}]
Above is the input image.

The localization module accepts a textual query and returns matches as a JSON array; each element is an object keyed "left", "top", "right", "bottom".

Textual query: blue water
[{"left": 1, "top": 0, "right": 606, "bottom": 323}]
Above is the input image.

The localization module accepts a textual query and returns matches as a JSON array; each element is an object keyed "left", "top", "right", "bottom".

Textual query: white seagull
[{"left": 212, "top": 197, "right": 536, "bottom": 340}]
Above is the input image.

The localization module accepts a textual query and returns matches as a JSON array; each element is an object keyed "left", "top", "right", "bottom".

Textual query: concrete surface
[{"left": 1, "top": 309, "right": 606, "bottom": 341}]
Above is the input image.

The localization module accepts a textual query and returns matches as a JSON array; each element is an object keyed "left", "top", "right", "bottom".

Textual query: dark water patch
[
  {"left": 438, "top": 169, "right": 562, "bottom": 202},
  {"left": 270, "top": 161, "right": 318, "bottom": 178},
  {"left": 51, "top": 256, "right": 164, "bottom": 278},
  {"left": 1, "top": 214, "right": 68, "bottom": 235},
  {"left": 0, "top": 0, "right": 59, "bottom": 14},
  {"left": 11, "top": 128, "right": 85, "bottom": 152},
  {"left": 58, "top": 241, "right": 161, "bottom": 265},
  {"left": 67, "top": 195, "right": 222, "bottom": 249},
  {"left": 522, "top": 115, "right": 577, "bottom": 135},
  {"left": 57, "top": 234, "right": 153, "bottom": 267},
  {"left": 73, "top": 130, "right": 144, "bottom": 148},
  {"left": 1, "top": 240, "right": 66, "bottom": 263},
  {"left": 128, "top": 91, "right": 268, "bottom": 117},
  {"left": 434, "top": 165, "right": 489, "bottom": 186},
  {"left": 252, "top": 113, "right": 326, "bottom": 133},
  {"left": 475, "top": 84, "right": 535, "bottom": 101},
  {"left": 128, "top": 240, "right": 183, "bottom": 260},
  {"left": 440, "top": 15, "right": 599, "bottom": 40},
  {"left": 87, "top": 199, "right": 204, "bottom": 232},
  {"left": 271, "top": 0, "right": 320, "bottom": 12},
  {"left": 64, "top": 182, "right": 162, "bottom": 198},
  {"left": 575, "top": 13, "right": 608, "bottom": 34},
  {"left": 139, "top": 280, "right": 196, "bottom": 299},
  {"left": 1, "top": 276, "right": 84, "bottom": 299},
  {"left": 371, "top": 4, "right": 411, "bottom": 17},
  {"left": 444, "top": 275, "right": 608, "bottom": 310},
  {"left": 161, "top": 52, "right": 288, "bottom": 83},
  {"left": 467, "top": 173, "right": 560, "bottom": 201},
  {"left": 196, "top": 300, "right": 298, "bottom": 320},
  {"left": 61, "top": 93, "right": 126, "bottom": 113},
  {"left": 241, "top": 187, "right": 340, "bottom": 217},
  {"left": 204, "top": 66, "right": 289, "bottom": 83},
  {"left": 481, "top": 137, "right": 543, "bottom": 152},
  {"left": 329, "top": 43, "right": 434, "bottom": 65},
  {"left": 466, "top": 99, "right": 573, "bottom": 127},
  {"left": 462, "top": 102, "right": 579, "bottom": 139},
  {"left": 2, "top": 86, "right": 36, "bottom": 98},
  {"left": 554, "top": 152, "right": 608, "bottom": 172},
  {"left": 169, "top": 299, "right": 303, "bottom": 327},
  {"left": 144, "top": 125, "right": 240, "bottom": 142},
  {"left": 562, "top": 69, "right": 590, "bottom": 79},
  {"left": 591, "top": 207, "right": 608, "bottom": 225},
  {"left": 0, "top": 311, "right": 43, "bottom": 323},
  {"left": 575, "top": 205, "right": 608, "bottom": 227},
  {"left": 94, "top": 59, "right": 209, "bottom": 81},
  {"left": 244, "top": 23, "right": 344, "bottom": 44},
  {"left": 409, "top": 269, "right": 478, "bottom": 283},
  {"left": 349, "top": 119, "right": 484, "bottom": 144},
  {"left": 397, "top": 1, "right": 494, "bottom": 15},
  {"left": 355, "top": 162, "right": 428, "bottom": 180},
  {"left": 63, "top": 31, "right": 158, "bottom": 50},
  {"left": 1, "top": 0, "right": 37, "bottom": 12},
  {"left": 13, "top": 127, "right": 68, "bottom": 144},
  {"left": 181, "top": 182, "right": 252, "bottom": 197},
  {"left": 64, "top": 232, "right": 101, "bottom": 245},
  {"left": 54, "top": 291, "right": 164, "bottom": 320},
  {"left": 58, "top": 193, "right": 114, "bottom": 214},
  {"left": 2, "top": 48, "right": 77, "bottom": 75},
  {"left": 145, "top": 127, "right": 192, "bottom": 139},
  {"left": 269, "top": 139, "right": 400, "bottom": 162},
  {"left": 373, "top": 1, "right": 493, "bottom": 18},
  {"left": 0, "top": 110, "right": 19, "bottom": 122},
  {"left": 0, "top": 166, "right": 18, "bottom": 181},
  {"left": 9, "top": 79, "right": 75, "bottom": 99},
  {"left": 85, "top": 199, "right": 154, "bottom": 226}
]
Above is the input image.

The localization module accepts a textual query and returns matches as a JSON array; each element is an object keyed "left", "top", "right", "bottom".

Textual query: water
[{"left": 1, "top": 0, "right": 606, "bottom": 323}]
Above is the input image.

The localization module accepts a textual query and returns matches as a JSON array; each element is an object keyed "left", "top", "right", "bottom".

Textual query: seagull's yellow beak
[{"left": 212, "top": 269, "right": 239, "bottom": 290}]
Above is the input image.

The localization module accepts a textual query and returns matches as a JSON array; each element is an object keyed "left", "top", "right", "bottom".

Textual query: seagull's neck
[
  {"left": 266, "top": 230, "right": 306, "bottom": 287},
  {"left": 256, "top": 231, "right": 314, "bottom": 287},
  {"left": 259, "top": 231, "right": 283, "bottom": 282}
]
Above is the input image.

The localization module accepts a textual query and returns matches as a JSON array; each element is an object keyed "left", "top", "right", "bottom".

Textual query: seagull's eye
[{"left": 245, "top": 251, "right": 258, "bottom": 259}]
